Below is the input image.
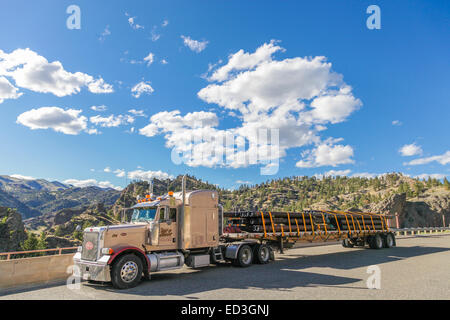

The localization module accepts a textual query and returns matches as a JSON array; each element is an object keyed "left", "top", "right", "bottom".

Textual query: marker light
[{"left": 101, "top": 248, "right": 114, "bottom": 255}]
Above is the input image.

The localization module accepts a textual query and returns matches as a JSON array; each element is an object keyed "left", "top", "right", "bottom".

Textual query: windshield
[{"left": 131, "top": 207, "right": 157, "bottom": 223}]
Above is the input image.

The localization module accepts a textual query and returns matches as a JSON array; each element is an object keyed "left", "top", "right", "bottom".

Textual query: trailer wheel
[
  {"left": 111, "top": 254, "right": 143, "bottom": 289},
  {"left": 234, "top": 245, "right": 253, "bottom": 267},
  {"left": 368, "top": 234, "right": 383, "bottom": 249},
  {"left": 253, "top": 244, "right": 270, "bottom": 264},
  {"left": 383, "top": 233, "right": 395, "bottom": 248},
  {"left": 342, "top": 239, "right": 354, "bottom": 248}
]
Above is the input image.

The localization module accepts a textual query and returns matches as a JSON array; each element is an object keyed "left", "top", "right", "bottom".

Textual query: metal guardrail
[
  {"left": 0, "top": 247, "right": 78, "bottom": 260},
  {"left": 391, "top": 227, "right": 450, "bottom": 235}
]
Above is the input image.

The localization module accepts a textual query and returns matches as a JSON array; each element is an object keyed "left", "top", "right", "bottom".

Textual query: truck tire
[
  {"left": 368, "top": 234, "right": 383, "bottom": 249},
  {"left": 234, "top": 245, "right": 253, "bottom": 267},
  {"left": 384, "top": 233, "right": 395, "bottom": 248},
  {"left": 111, "top": 254, "right": 143, "bottom": 289},
  {"left": 253, "top": 244, "right": 270, "bottom": 264},
  {"left": 342, "top": 239, "right": 354, "bottom": 248}
]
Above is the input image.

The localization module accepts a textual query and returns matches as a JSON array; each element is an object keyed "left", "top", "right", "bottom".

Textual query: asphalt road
[{"left": 1, "top": 234, "right": 449, "bottom": 300}]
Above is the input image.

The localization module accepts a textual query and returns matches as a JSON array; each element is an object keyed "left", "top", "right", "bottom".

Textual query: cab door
[{"left": 158, "top": 206, "right": 178, "bottom": 248}]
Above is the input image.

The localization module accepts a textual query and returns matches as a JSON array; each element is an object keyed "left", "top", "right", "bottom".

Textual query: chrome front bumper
[{"left": 73, "top": 252, "right": 111, "bottom": 282}]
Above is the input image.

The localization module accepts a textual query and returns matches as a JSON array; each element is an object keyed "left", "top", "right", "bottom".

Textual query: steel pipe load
[{"left": 223, "top": 209, "right": 387, "bottom": 235}]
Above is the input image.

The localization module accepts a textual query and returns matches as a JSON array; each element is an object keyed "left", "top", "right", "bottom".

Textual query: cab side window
[
  {"left": 169, "top": 208, "right": 177, "bottom": 222},
  {"left": 159, "top": 207, "right": 165, "bottom": 221}
]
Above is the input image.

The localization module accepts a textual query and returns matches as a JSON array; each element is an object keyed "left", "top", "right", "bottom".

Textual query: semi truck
[{"left": 73, "top": 176, "right": 396, "bottom": 289}]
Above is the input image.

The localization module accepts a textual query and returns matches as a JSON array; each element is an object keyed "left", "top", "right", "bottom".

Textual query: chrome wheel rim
[
  {"left": 120, "top": 261, "right": 138, "bottom": 283},
  {"left": 241, "top": 248, "right": 252, "bottom": 265},
  {"left": 260, "top": 247, "right": 269, "bottom": 262},
  {"left": 387, "top": 235, "right": 393, "bottom": 247},
  {"left": 376, "top": 237, "right": 383, "bottom": 248}
]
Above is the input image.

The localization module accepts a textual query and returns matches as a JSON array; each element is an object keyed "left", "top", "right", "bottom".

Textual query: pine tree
[
  {"left": 37, "top": 231, "right": 47, "bottom": 250},
  {"left": 21, "top": 233, "right": 39, "bottom": 251},
  {"left": 444, "top": 178, "right": 450, "bottom": 190}
]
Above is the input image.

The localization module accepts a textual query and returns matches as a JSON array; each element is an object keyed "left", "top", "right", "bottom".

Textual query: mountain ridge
[{"left": 0, "top": 175, "right": 121, "bottom": 219}]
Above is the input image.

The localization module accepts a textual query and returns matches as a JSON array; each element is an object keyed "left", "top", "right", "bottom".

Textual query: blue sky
[{"left": 0, "top": 0, "right": 448, "bottom": 190}]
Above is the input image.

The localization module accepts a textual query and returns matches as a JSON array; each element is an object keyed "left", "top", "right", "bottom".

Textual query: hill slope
[{"left": 0, "top": 175, "right": 121, "bottom": 219}]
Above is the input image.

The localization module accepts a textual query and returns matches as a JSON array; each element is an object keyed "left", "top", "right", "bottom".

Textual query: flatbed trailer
[{"left": 218, "top": 209, "right": 395, "bottom": 255}]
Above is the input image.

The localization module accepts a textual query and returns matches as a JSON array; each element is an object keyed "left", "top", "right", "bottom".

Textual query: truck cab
[{"left": 73, "top": 188, "right": 223, "bottom": 289}]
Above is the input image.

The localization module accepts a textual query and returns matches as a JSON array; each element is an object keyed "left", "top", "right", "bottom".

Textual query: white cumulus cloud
[
  {"left": 399, "top": 143, "right": 422, "bottom": 157},
  {"left": 131, "top": 81, "right": 154, "bottom": 98},
  {"left": 143, "top": 53, "right": 154, "bottom": 66},
  {"left": 126, "top": 14, "right": 144, "bottom": 30},
  {"left": 128, "top": 109, "right": 146, "bottom": 117},
  {"left": 114, "top": 169, "right": 126, "bottom": 178},
  {"left": 208, "top": 40, "right": 284, "bottom": 82},
  {"left": 90, "top": 114, "right": 134, "bottom": 128},
  {"left": 127, "top": 170, "right": 174, "bottom": 181},
  {"left": 10, "top": 174, "right": 35, "bottom": 180},
  {"left": 0, "top": 76, "right": 22, "bottom": 103},
  {"left": 90, "top": 105, "right": 107, "bottom": 112},
  {"left": 64, "top": 178, "right": 122, "bottom": 191},
  {"left": 181, "top": 35, "right": 208, "bottom": 53},
  {"left": 17, "top": 106, "right": 88, "bottom": 135},
  {"left": 140, "top": 41, "right": 361, "bottom": 170},
  {"left": 414, "top": 173, "right": 447, "bottom": 180},
  {"left": 351, "top": 172, "right": 379, "bottom": 178},
  {"left": 0, "top": 48, "right": 113, "bottom": 100},
  {"left": 404, "top": 150, "right": 450, "bottom": 166},
  {"left": 296, "top": 143, "right": 354, "bottom": 168}
]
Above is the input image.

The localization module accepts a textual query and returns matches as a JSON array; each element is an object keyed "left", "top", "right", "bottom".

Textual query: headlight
[
  {"left": 77, "top": 246, "right": 82, "bottom": 252},
  {"left": 101, "top": 248, "right": 114, "bottom": 255}
]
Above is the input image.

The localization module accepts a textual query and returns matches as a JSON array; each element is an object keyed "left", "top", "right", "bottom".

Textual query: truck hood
[{"left": 84, "top": 223, "right": 147, "bottom": 233}]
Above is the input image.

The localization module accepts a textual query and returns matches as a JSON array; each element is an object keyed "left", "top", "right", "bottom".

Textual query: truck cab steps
[{"left": 211, "top": 247, "right": 224, "bottom": 263}]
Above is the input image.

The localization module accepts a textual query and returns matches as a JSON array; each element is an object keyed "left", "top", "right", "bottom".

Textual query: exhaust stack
[
  {"left": 149, "top": 179, "right": 154, "bottom": 199},
  {"left": 179, "top": 175, "right": 186, "bottom": 250}
]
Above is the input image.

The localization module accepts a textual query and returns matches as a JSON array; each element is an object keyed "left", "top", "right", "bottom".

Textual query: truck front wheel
[
  {"left": 111, "top": 254, "right": 143, "bottom": 289},
  {"left": 234, "top": 245, "right": 253, "bottom": 267}
]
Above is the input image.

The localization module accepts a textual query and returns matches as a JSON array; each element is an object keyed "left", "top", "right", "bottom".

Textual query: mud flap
[{"left": 269, "top": 247, "right": 275, "bottom": 261}]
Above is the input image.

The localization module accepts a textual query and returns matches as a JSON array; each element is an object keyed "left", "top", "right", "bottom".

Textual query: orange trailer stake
[
  {"left": 294, "top": 218, "right": 300, "bottom": 236},
  {"left": 260, "top": 211, "right": 267, "bottom": 237},
  {"left": 269, "top": 211, "right": 276, "bottom": 235}
]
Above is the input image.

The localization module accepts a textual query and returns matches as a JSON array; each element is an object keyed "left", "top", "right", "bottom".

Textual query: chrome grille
[{"left": 81, "top": 232, "right": 99, "bottom": 261}]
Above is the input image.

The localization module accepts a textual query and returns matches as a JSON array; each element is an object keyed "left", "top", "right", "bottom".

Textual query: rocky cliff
[
  {"left": 0, "top": 207, "right": 27, "bottom": 252},
  {"left": 370, "top": 192, "right": 449, "bottom": 228}
]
